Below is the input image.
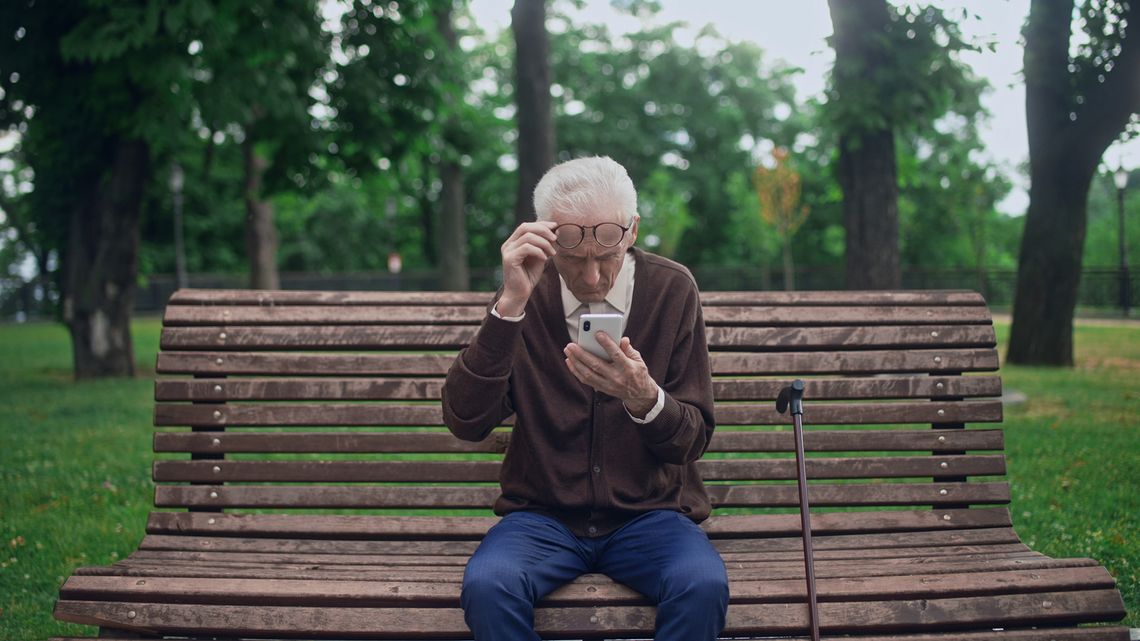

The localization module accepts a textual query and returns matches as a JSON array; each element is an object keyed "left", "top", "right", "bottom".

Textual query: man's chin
[{"left": 573, "top": 290, "right": 607, "bottom": 303}]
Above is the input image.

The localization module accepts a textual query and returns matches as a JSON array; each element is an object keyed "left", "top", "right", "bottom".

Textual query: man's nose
[{"left": 582, "top": 261, "right": 601, "bottom": 285}]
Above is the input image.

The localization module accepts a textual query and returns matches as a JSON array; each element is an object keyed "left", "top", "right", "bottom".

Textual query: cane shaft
[{"left": 793, "top": 412, "right": 821, "bottom": 641}]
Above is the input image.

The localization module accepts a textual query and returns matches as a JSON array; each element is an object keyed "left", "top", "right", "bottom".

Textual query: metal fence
[{"left": 2, "top": 266, "right": 1136, "bottom": 321}]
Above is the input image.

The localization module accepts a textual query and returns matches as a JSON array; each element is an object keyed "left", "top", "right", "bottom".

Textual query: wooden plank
[
  {"left": 155, "top": 348, "right": 999, "bottom": 376},
  {"left": 705, "top": 325, "right": 996, "bottom": 350},
  {"left": 700, "top": 305, "right": 993, "bottom": 326},
  {"left": 163, "top": 305, "right": 487, "bottom": 326},
  {"left": 153, "top": 400, "right": 1002, "bottom": 427},
  {"left": 166, "top": 289, "right": 494, "bottom": 306},
  {"left": 47, "top": 629, "right": 1133, "bottom": 641},
  {"left": 160, "top": 324, "right": 994, "bottom": 351},
  {"left": 713, "top": 376, "right": 1002, "bottom": 401},
  {"left": 58, "top": 566, "right": 1116, "bottom": 607},
  {"left": 155, "top": 352, "right": 458, "bottom": 376},
  {"left": 699, "top": 290, "right": 988, "bottom": 307},
  {"left": 153, "top": 429, "right": 1004, "bottom": 455},
  {"left": 85, "top": 556, "right": 1103, "bottom": 584},
  {"left": 154, "top": 377, "right": 447, "bottom": 402},
  {"left": 167, "top": 288, "right": 986, "bottom": 307},
  {"left": 153, "top": 456, "right": 1007, "bottom": 483},
  {"left": 160, "top": 326, "right": 477, "bottom": 350},
  {"left": 119, "top": 541, "right": 1033, "bottom": 568},
  {"left": 154, "top": 482, "right": 1010, "bottom": 509},
  {"left": 153, "top": 375, "right": 1002, "bottom": 402},
  {"left": 137, "top": 527, "right": 1021, "bottom": 555},
  {"left": 52, "top": 589, "right": 1127, "bottom": 636},
  {"left": 710, "top": 349, "right": 1000, "bottom": 374},
  {"left": 145, "top": 508, "right": 1015, "bottom": 538}
]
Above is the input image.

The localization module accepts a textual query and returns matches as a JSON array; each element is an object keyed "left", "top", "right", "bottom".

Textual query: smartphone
[{"left": 577, "top": 313, "right": 624, "bottom": 361}]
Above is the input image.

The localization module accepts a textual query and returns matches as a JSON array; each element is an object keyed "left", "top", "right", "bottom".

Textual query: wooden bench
[{"left": 52, "top": 288, "right": 1129, "bottom": 640}]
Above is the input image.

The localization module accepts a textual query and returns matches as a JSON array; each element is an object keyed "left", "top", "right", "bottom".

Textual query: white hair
[{"left": 533, "top": 156, "right": 638, "bottom": 225}]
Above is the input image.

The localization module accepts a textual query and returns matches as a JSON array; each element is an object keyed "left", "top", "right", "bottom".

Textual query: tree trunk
[
  {"left": 1008, "top": 0, "right": 1140, "bottom": 365},
  {"left": 435, "top": 1, "right": 470, "bottom": 292},
  {"left": 439, "top": 160, "right": 470, "bottom": 290},
  {"left": 782, "top": 238, "right": 796, "bottom": 291},
  {"left": 63, "top": 138, "right": 149, "bottom": 379},
  {"left": 836, "top": 130, "right": 901, "bottom": 289},
  {"left": 243, "top": 137, "right": 280, "bottom": 290},
  {"left": 1008, "top": 158, "right": 1094, "bottom": 365},
  {"left": 512, "top": 0, "right": 555, "bottom": 225},
  {"left": 827, "top": 0, "right": 901, "bottom": 290}
]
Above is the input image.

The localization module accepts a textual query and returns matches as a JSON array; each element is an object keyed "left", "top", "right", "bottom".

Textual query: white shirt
[{"left": 492, "top": 250, "right": 665, "bottom": 423}]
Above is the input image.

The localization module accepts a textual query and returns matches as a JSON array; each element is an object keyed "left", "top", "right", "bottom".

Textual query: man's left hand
[{"left": 564, "top": 332, "right": 659, "bottom": 418}]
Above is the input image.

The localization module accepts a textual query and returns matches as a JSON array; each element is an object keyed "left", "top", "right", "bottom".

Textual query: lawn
[{"left": 0, "top": 316, "right": 1136, "bottom": 638}]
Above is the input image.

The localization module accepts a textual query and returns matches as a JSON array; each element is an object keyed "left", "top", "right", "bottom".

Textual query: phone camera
[{"left": 583, "top": 320, "right": 591, "bottom": 331}]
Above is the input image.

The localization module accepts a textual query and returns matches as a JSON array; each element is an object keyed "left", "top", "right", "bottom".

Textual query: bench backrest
[{"left": 153, "top": 289, "right": 1004, "bottom": 524}]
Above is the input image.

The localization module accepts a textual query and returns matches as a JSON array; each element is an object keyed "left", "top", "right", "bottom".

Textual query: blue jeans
[{"left": 461, "top": 510, "right": 729, "bottom": 641}]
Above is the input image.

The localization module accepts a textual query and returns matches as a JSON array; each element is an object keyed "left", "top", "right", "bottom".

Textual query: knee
[
  {"left": 662, "top": 560, "right": 730, "bottom": 609},
  {"left": 462, "top": 563, "right": 536, "bottom": 610}
]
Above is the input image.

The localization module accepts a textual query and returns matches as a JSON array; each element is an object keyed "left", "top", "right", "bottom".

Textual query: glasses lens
[
  {"left": 594, "top": 223, "right": 625, "bottom": 247},
  {"left": 555, "top": 225, "right": 585, "bottom": 248}
]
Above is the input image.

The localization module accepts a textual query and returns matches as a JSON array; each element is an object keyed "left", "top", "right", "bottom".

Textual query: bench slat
[
  {"left": 153, "top": 400, "right": 1002, "bottom": 427},
  {"left": 48, "top": 627, "right": 1133, "bottom": 641},
  {"left": 52, "top": 589, "right": 1127, "bottom": 637},
  {"left": 82, "top": 556, "right": 1101, "bottom": 585},
  {"left": 145, "top": 508, "right": 1015, "bottom": 539},
  {"left": 167, "top": 289, "right": 493, "bottom": 306},
  {"left": 154, "top": 375, "right": 1001, "bottom": 402},
  {"left": 153, "top": 456, "right": 1007, "bottom": 483},
  {"left": 153, "top": 428, "right": 1004, "bottom": 454},
  {"left": 154, "top": 481, "right": 1011, "bottom": 509},
  {"left": 159, "top": 324, "right": 995, "bottom": 351},
  {"left": 58, "top": 565, "right": 1117, "bottom": 607},
  {"left": 700, "top": 290, "right": 988, "bottom": 306},
  {"left": 122, "top": 542, "right": 1033, "bottom": 568},
  {"left": 162, "top": 306, "right": 992, "bottom": 327},
  {"left": 167, "top": 289, "right": 987, "bottom": 307},
  {"left": 156, "top": 348, "right": 1000, "bottom": 375},
  {"left": 137, "top": 527, "right": 1021, "bottom": 555}
]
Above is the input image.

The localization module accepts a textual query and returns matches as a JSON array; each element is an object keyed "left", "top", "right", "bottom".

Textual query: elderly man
[{"left": 442, "top": 156, "right": 728, "bottom": 641}]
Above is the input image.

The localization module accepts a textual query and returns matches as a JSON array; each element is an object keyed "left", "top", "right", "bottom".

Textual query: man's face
[{"left": 550, "top": 210, "right": 638, "bottom": 303}]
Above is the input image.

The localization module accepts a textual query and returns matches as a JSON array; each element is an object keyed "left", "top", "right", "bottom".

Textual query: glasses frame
[{"left": 552, "top": 222, "right": 632, "bottom": 249}]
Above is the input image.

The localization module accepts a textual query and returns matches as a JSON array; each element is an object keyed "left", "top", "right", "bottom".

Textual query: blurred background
[{"left": 0, "top": 0, "right": 1137, "bottom": 375}]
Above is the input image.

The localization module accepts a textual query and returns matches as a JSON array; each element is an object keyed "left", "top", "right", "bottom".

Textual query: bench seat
[{"left": 51, "top": 289, "right": 1128, "bottom": 640}]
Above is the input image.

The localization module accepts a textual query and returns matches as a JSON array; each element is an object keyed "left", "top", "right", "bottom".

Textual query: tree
[
  {"left": 0, "top": 0, "right": 204, "bottom": 378},
  {"left": 190, "top": 1, "right": 328, "bottom": 290},
  {"left": 753, "top": 148, "right": 809, "bottom": 290},
  {"left": 827, "top": 0, "right": 900, "bottom": 289},
  {"left": 512, "top": 0, "right": 555, "bottom": 224},
  {"left": 435, "top": 0, "right": 470, "bottom": 290},
  {"left": 826, "top": 1, "right": 984, "bottom": 290},
  {"left": 1008, "top": 0, "right": 1140, "bottom": 365}
]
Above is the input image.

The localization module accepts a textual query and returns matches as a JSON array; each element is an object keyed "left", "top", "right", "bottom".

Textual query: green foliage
[
  {"left": 636, "top": 167, "right": 693, "bottom": 259},
  {"left": 1084, "top": 169, "right": 1140, "bottom": 269},
  {"left": 825, "top": 3, "right": 985, "bottom": 139}
]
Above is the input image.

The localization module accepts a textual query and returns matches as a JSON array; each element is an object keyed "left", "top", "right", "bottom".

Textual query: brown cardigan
[{"left": 441, "top": 248, "right": 716, "bottom": 537}]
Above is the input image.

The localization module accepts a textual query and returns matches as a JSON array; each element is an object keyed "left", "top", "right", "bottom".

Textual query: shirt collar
[{"left": 560, "top": 249, "right": 635, "bottom": 318}]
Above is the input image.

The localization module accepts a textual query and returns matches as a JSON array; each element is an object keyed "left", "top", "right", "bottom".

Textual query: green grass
[{"left": 1, "top": 317, "right": 1137, "bottom": 638}]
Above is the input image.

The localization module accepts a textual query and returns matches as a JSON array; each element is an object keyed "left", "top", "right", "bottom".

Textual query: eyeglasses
[{"left": 553, "top": 222, "right": 631, "bottom": 249}]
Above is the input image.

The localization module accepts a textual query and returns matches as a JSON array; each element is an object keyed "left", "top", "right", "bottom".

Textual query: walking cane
[{"left": 777, "top": 379, "right": 820, "bottom": 641}]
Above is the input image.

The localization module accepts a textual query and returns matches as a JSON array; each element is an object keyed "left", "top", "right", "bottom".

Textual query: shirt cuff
[
  {"left": 490, "top": 303, "right": 525, "bottom": 322},
  {"left": 627, "top": 385, "right": 665, "bottom": 424}
]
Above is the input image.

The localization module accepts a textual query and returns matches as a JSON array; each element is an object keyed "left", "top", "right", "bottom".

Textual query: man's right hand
[{"left": 497, "top": 220, "right": 559, "bottom": 317}]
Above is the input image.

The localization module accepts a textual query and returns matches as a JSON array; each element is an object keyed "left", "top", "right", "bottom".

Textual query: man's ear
[{"left": 628, "top": 215, "right": 640, "bottom": 246}]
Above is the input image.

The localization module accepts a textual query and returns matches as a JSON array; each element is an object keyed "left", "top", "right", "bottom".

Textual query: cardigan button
[
  {"left": 588, "top": 526, "right": 598, "bottom": 535},
  {"left": 593, "top": 465, "right": 601, "bottom": 474}
]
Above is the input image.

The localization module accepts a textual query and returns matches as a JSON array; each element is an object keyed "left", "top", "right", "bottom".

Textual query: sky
[{"left": 467, "top": 0, "right": 1140, "bottom": 217}]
